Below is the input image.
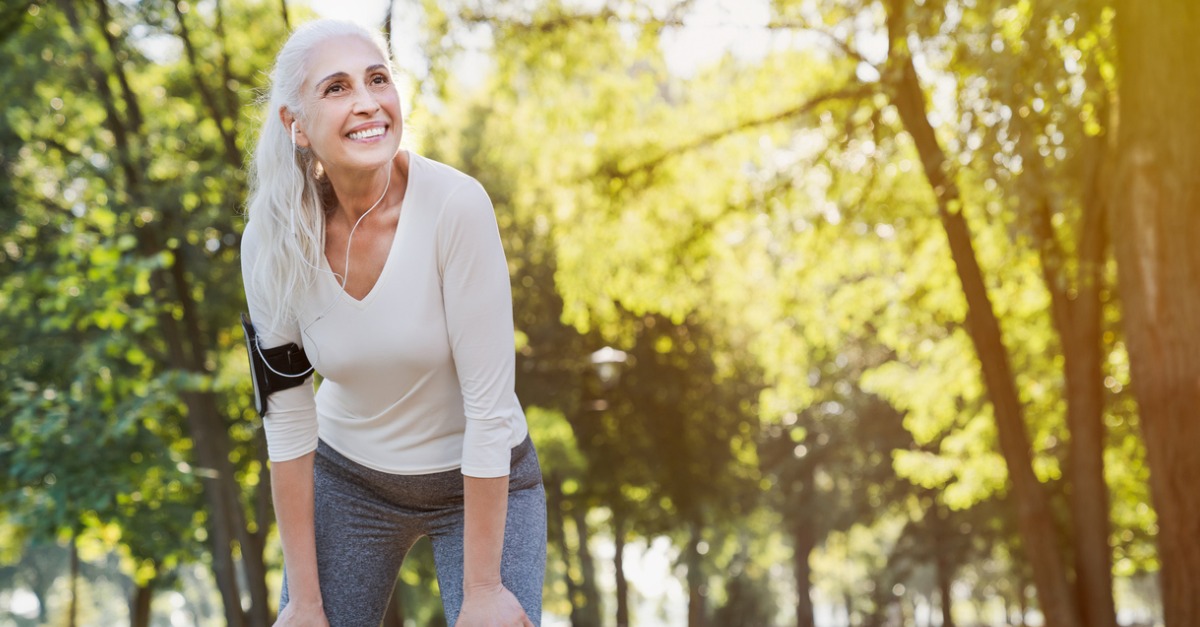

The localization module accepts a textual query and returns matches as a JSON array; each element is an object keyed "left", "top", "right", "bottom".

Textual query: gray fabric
[{"left": 280, "top": 436, "right": 546, "bottom": 627}]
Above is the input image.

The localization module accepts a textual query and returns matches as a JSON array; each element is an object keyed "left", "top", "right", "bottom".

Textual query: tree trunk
[
  {"left": 167, "top": 230, "right": 271, "bottom": 627},
  {"left": 571, "top": 502, "right": 602, "bottom": 627},
  {"left": 61, "top": 3, "right": 266, "bottom": 624},
  {"left": 613, "top": 506, "right": 630, "bottom": 627},
  {"left": 1025, "top": 134, "right": 1117, "bottom": 627},
  {"left": 933, "top": 507, "right": 955, "bottom": 627},
  {"left": 1112, "top": 2, "right": 1200, "bottom": 625},
  {"left": 68, "top": 534, "right": 79, "bottom": 627},
  {"left": 793, "top": 460, "right": 817, "bottom": 627},
  {"left": 1008, "top": 16, "right": 1118, "bottom": 625},
  {"left": 1056, "top": 215, "right": 1117, "bottom": 627},
  {"left": 545, "top": 474, "right": 584, "bottom": 625},
  {"left": 1018, "top": 579, "right": 1029, "bottom": 627},
  {"left": 130, "top": 578, "right": 154, "bottom": 627},
  {"left": 883, "top": 4, "right": 1082, "bottom": 627},
  {"left": 862, "top": 582, "right": 887, "bottom": 627},
  {"left": 686, "top": 522, "right": 707, "bottom": 627},
  {"left": 254, "top": 429, "right": 276, "bottom": 624}
]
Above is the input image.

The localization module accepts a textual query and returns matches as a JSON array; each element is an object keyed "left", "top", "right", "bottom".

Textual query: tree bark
[
  {"left": 571, "top": 502, "right": 602, "bottom": 627},
  {"left": 1019, "top": 577, "right": 1030, "bottom": 627},
  {"left": 933, "top": 505, "right": 955, "bottom": 627},
  {"left": 1036, "top": 195, "right": 1116, "bottom": 627},
  {"left": 545, "top": 474, "right": 584, "bottom": 625},
  {"left": 792, "top": 460, "right": 817, "bottom": 627},
  {"left": 613, "top": 506, "right": 630, "bottom": 627},
  {"left": 686, "top": 522, "right": 707, "bottom": 627},
  {"left": 171, "top": 250, "right": 271, "bottom": 627},
  {"left": 1112, "top": 2, "right": 1200, "bottom": 625},
  {"left": 64, "top": 3, "right": 264, "bottom": 624},
  {"left": 882, "top": 4, "right": 1081, "bottom": 627},
  {"left": 68, "top": 534, "right": 78, "bottom": 627},
  {"left": 1022, "top": 115, "right": 1116, "bottom": 627},
  {"left": 172, "top": 1, "right": 241, "bottom": 174},
  {"left": 130, "top": 578, "right": 154, "bottom": 627}
]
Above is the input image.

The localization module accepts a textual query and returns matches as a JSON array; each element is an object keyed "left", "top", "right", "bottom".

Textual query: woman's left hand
[{"left": 455, "top": 582, "right": 533, "bottom": 627}]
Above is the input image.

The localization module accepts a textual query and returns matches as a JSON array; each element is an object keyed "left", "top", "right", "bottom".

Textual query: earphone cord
[{"left": 259, "top": 165, "right": 394, "bottom": 379}]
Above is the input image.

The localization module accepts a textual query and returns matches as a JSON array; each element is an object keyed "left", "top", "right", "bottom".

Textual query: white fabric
[{"left": 241, "top": 152, "right": 527, "bottom": 478}]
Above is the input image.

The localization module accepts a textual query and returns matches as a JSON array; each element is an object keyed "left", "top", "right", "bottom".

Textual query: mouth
[{"left": 346, "top": 125, "right": 387, "bottom": 141}]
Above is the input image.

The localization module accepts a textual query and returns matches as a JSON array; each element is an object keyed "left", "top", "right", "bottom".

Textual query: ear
[{"left": 279, "top": 107, "right": 309, "bottom": 148}]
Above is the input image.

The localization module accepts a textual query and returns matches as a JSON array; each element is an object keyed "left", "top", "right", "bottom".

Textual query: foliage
[{"left": 0, "top": 0, "right": 1179, "bottom": 623}]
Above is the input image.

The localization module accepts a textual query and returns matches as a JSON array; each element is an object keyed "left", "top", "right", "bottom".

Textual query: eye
[
  {"left": 324, "top": 83, "right": 345, "bottom": 95},
  {"left": 371, "top": 73, "right": 389, "bottom": 85}
]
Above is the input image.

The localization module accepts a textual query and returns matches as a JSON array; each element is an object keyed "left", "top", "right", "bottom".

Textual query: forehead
[{"left": 303, "top": 35, "right": 388, "bottom": 86}]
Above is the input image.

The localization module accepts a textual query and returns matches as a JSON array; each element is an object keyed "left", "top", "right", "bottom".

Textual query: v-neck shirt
[{"left": 240, "top": 152, "right": 528, "bottom": 478}]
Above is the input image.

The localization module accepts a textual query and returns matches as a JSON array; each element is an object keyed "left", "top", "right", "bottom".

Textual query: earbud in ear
[{"left": 290, "top": 121, "right": 297, "bottom": 148}]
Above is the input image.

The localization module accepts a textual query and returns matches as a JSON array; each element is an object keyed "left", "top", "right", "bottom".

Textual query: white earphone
[{"left": 290, "top": 121, "right": 297, "bottom": 148}]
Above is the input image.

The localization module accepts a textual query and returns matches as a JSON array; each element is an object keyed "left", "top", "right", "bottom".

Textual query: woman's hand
[
  {"left": 273, "top": 601, "right": 330, "bottom": 627},
  {"left": 455, "top": 582, "right": 533, "bottom": 627}
]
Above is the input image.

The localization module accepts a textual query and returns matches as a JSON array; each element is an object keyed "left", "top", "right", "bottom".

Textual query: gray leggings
[{"left": 281, "top": 436, "right": 547, "bottom": 626}]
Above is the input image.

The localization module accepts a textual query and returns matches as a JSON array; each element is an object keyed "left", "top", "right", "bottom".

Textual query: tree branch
[
  {"left": 172, "top": 1, "right": 240, "bottom": 168},
  {"left": 213, "top": 0, "right": 239, "bottom": 129},
  {"left": 0, "top": 1, "right": 36, "bottom": 42},
  {"left": 59, "top": 0, "right": 138, "bottom": 194},
  {"left": 1032, "top": 196, "right": 1074, "bottom": 335},
  {"left": 459, "top": 3, "right": 875, "bottom": 69},
  {"left": 94, "top": 0, "right": 143, "bottom": 135},
  {"left": 595, "top": 82, "right": 877, "bottom": 183}
]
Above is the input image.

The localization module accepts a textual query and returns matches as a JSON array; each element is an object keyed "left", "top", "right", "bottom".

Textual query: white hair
[{"left": 244, "top": 19, "right": 394, "bottom": 332}]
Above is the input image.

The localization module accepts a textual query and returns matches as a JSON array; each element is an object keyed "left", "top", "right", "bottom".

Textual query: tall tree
[
  {"left": 880, "top": 2, "right": 1080, "bottom": 624},
  {"left": 1111, "top": 2, "right": 1200, "bottom": 624},
  {"left": 0, "top": 1, "right": 299, "bottom": 622}
]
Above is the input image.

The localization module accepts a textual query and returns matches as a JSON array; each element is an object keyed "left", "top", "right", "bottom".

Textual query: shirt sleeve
[
  {"left": 240, "top": 220, "right": 319, "bottom": 462},
  {"left": 435, "top": 179, "right": 523, "bottom": 478}
]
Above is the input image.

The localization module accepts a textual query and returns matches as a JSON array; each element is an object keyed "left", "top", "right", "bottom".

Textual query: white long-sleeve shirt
[{"left": 240, "top": 152, "right": 528, "bottom": 478}]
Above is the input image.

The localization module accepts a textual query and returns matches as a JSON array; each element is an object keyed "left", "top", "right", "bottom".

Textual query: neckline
[{"left": 320, "top": 152, "right": 417, "bottom": 309}]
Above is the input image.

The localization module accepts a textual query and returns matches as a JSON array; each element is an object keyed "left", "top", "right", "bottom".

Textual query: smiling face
[{"left": 294, "top": 35, "right": 402, "bottom": 174}]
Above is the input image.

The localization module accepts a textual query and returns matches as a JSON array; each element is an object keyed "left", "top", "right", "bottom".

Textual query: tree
[
  {"left": 0, "top": 1, "right": 299, "bottom": 622},
  {"left": 1111, "top": 1, "right": 1200, "bottom": 624},
  {"left": 402, "top": 0, "right": 1185, "bottom": 623}
]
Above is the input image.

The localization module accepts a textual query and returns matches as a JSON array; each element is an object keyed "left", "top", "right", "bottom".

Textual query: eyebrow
[{"left": 315, "top": 65, "right": 390, "bottom": 91}]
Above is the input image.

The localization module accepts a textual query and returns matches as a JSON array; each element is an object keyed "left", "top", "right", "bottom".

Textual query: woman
[{"left": 240, "top": 19, "right": 545, "bottom": 627}]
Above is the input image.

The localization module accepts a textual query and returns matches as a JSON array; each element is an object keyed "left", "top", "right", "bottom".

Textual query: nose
[{"left": 352, "top": 86, "right": 380, "bottom": 115}]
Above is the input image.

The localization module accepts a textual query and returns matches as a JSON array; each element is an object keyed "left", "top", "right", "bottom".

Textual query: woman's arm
[
  {"left": 271, "top": 452, "right": 328, "bottom": 625},
  {"left": 436, "top": 179, "right": 533, "bottom": 625},
  {"left": 458, "top": 475, "right": 531, "bottom": 627},
  {"left": 241, "top": 221, "right": 326, "bottom": 625},
  {"left": 462, "top": 474, "right": 509, "bottom": 590}
]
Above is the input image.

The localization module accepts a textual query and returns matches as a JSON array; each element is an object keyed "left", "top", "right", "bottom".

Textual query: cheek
[
  {"left": 306, "top": 106, "right": 341, "bottom": 143},
  {"left": 377, "top": 90, "right": 402, "bottom": 117}
]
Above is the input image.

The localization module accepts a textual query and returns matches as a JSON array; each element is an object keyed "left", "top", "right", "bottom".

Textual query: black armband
[{"left": 240, "top": 312, "right": 313, "bottom": 417}]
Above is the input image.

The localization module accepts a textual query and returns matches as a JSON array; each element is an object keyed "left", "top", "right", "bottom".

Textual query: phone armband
[{"left": 240, "top": 312, "right": 313, "bottom": 417}]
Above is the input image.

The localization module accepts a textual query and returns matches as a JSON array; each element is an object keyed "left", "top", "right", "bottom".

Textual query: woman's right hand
[
  {"left": 269, "top": 453, "right": 325, "bottom": 627},
  {"left": 273, "top": 601, "right": 330, "bottom": 627}
]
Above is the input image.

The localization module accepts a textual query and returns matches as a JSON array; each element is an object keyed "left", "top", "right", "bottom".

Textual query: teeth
[{"left": 348, "top": 127, "right": 385, "bottom": 140}]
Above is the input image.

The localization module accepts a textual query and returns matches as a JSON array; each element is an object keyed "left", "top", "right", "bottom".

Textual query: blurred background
[{"left": 2, "top": 0, "right": 1198, "bottom": 625}]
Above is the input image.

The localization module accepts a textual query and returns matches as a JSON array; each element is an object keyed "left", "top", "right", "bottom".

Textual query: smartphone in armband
[{"left": 240, "top": 312, "right": 313, "bottom": 417}]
